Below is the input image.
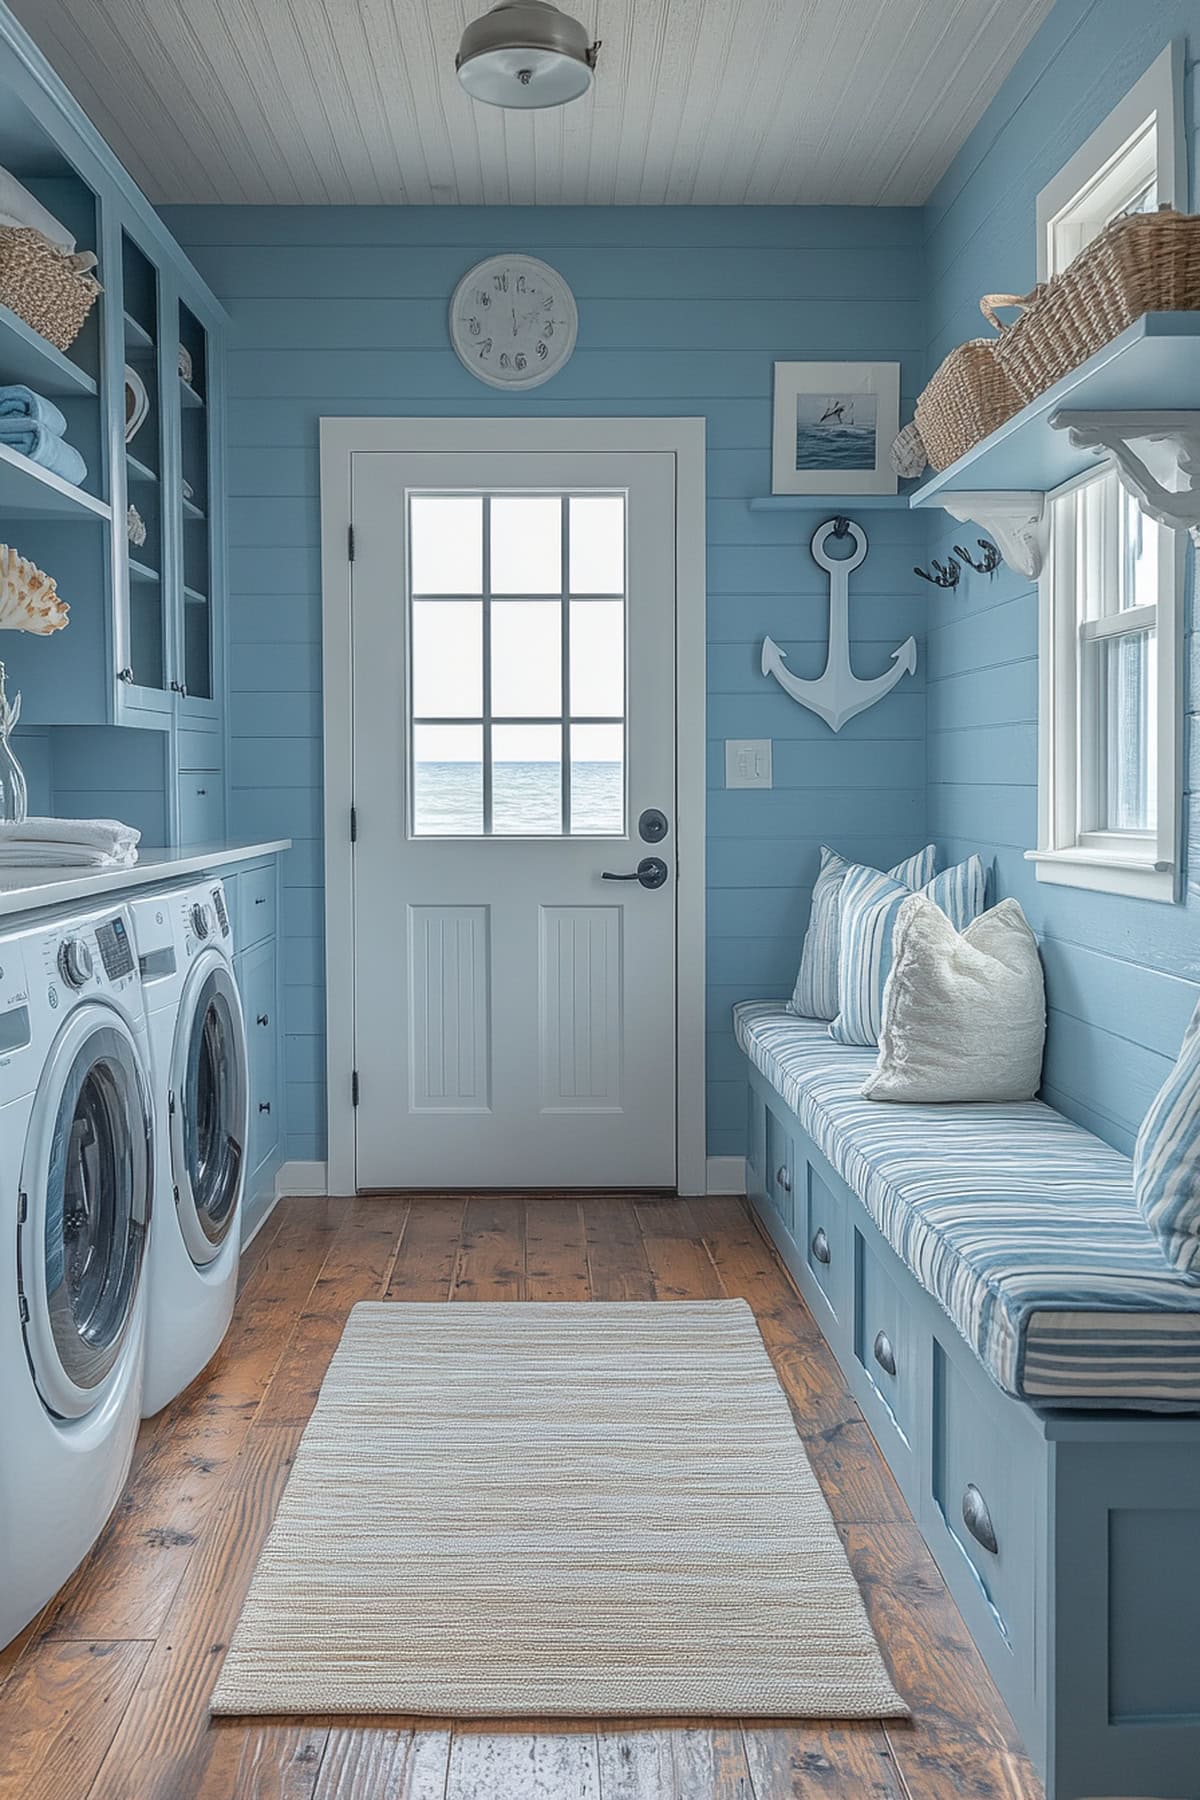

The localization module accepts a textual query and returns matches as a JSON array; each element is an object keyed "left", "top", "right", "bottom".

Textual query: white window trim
[
  {"left": 1029, "top": 466, "right": 1185, "bottom": 903},
  {"left": 319, "top": 416, "right": 708, "bottom": 1196},
  {"left": 1035, "top": 41, "right": 1186, "bottom": 281}
]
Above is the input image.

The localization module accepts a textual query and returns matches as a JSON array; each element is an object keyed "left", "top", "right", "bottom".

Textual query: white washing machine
[
  {"left": 0, "top": 902, "right": 152, "bottom": 1648},
  {"left": 128, "top": 880, "right": 247, "bottom": 1417}
]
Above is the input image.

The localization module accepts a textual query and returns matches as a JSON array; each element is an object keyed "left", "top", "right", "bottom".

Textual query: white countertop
[{"left": 0, "top": 840, "right": 291, "bottom": 920}]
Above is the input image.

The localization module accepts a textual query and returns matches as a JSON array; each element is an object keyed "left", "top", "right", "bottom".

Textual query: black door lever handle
[{"left": 601, "top": 856, "right": 669, "bottom": 890}]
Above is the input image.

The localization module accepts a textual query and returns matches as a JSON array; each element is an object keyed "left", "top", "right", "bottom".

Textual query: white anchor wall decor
[{"left": 761, "top": 517, "right": 917, "bottom": 732}]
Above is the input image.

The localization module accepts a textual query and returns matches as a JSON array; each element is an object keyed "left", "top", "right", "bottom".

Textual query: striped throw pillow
[
  {"left": 830, "top": 853, "right": 987, "bottom": 1046},
  {"left": 789, "top": 843, "right": 936, "bottom": 1020},
  {"left": 1135, "top": 999, "right": 1200, "bottom": 1277}
]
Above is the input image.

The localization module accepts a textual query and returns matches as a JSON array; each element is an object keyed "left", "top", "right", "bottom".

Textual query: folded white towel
[
  {"left": 0, "top": 816, "right": 140, "bottom": 853},
  {"left": 0, "top": 843, "right": 140, "bottom": 870}
]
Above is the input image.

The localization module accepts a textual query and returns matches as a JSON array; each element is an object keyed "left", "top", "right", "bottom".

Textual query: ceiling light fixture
[{"left": 456, "top": 1, "right": 599, "bottom": 110}]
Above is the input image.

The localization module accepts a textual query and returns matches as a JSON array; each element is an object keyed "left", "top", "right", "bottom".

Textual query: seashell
[
  {"left": 0, "top": 543, "right": 69, "bottom": 634},
  {"left": 127, "top": 503, "right": 147, "bottom": 548},
  {"left": 889, "top": 421, "right": 927, "bottom": 479}
]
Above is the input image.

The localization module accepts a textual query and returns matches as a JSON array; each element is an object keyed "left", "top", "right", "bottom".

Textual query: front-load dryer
[
  {"left": 0, "top": 902, "right": 152, "bottom": 1647},
  {"left": 129, "top": 880, "right": 247, "bottom": 1417}
]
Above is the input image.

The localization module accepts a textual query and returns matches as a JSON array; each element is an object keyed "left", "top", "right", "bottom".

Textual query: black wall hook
[
  {"left": 914, "top": 556, "right": 961, "bottom": 590},
  {"left": 954, "top": 538, "right": 1002, "bottom": 575}
]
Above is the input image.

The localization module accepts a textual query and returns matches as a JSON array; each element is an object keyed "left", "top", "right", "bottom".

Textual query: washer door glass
[
  {"left": 43, "top": 1023, "right": 151, "bottom": 1394},
  {"left": 176, "top": 963, "right": 246, "bottom": 1262}
]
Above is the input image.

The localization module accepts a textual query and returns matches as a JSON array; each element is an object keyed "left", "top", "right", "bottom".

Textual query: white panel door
[{"left": 351, "top": 450, "right": 677, "bottom": 1188}]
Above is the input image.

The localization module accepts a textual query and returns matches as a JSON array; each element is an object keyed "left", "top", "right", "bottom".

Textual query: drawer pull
[
  {"left": 811, "top": 1227, "right": 830, "bottom": 1265},
  {"left": 255, "top": 895, "right": 267, "bottom": 905},
  {"left": 872, "top": 1330, "right": 896, "bottom": 1378},
  {"left": 775, "top": 1165, "right": 791, "bottom": 1194},
  {"left": 258, "top": 1101, "right": 271, "bottom": 1115},
  {"left": 256, "top": 1012, "right": 269, "bottom": 1026},
  {"left": 962, "top": 1483, "right": 999, "bottom": 1555}
]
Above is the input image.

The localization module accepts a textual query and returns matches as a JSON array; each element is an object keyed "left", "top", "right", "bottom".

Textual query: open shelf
[
  {"left": 179, "top": 378, "right": 204, "bottom": 409},
  {"left": 125, "top": 450, "right": 157, "bottom": 484},
  {"left": 911, "top": 313, "right": 1200, "bottom": 505},
  {"left": 181, "top": 495, "right": 205, "bottom": 521},
  {"left": 183, "top": 584, "right": 207, "bottom": 605},
  {"left": 128, "top": 557, "right": 160, "bottom": 584},
  {"left": 0, "top": 439, "right": 109, "bottom": 519},
  {"left": 123, "top": 310, "right": 154, "bottom": 354},
  {"left": 749, "top": 492, "right": 914, "bottom": 511},
  {"left": 0, "top": 302, "right": 97, "bottom": 397}
]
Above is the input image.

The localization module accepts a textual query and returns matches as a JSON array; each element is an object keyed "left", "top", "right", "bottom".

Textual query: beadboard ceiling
[{"left": 15, "top": 0, "right": 1053, "bottom": 206}]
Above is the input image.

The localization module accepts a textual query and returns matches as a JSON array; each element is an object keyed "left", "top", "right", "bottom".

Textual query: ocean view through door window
[{"left": 408, "top": 492, "right": 626, "bottom": 836}]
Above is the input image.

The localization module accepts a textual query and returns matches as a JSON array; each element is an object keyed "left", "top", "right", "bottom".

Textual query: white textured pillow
[{"left": 862, "top": 896, "right": 1045, "bottom": 1103}]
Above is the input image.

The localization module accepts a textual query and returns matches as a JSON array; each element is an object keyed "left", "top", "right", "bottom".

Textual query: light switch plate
[{"left": 725, "top": 738, "right": 773, "bottom": 789}]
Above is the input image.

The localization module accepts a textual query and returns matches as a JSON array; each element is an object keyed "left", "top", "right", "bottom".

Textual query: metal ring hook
[{"left": 811, "top": 516, "right": 868, "bottom": 575}]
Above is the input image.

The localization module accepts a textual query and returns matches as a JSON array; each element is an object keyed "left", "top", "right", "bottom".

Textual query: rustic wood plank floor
[{"left": 0, "top": 1195, "right": 1043, "bottom": 1800}]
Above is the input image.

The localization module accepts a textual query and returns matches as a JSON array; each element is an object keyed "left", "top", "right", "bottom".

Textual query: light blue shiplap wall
[
  {"left": 165, "top": 205, "right": 930, "bottom": 1166},
  {"left": 923, "top": 0, "right": 1200, "bottom": 1153}
]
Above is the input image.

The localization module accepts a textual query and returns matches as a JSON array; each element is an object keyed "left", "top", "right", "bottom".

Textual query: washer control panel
[
  {"left": 57, "top": 937, "right": 94, "bottom": 989},
  {"left": 95, "top": 914, "right": 135, "bottom": 981},
  {"left": 190, "top": 901, "right": 211, "bottom": 941}
]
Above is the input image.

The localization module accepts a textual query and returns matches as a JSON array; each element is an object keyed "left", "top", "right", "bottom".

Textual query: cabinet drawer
[
  {"left": 238, "top": 860, "right": 277, "bottom": 948},
  {"left": 238, "top": 940, "right": 278, "bottom": 1171},
  {"left": 178, "top": 773, "right": 223, "bottom": 844},
  {"left": 853, "top": 1230, "right": 913, "bottom": 1447},
  {"left": 804, "top": 1165, "right": 844, "bottom": 1325},
  {"left": 766, "top": 1106, "right": 796, "bottom": 1235},
  {"left": 178, "top": 726, "right": 221, "bottom": 773},
  {"left": 931, "top": 1338, "right": 1036, "bottom": 1661}
]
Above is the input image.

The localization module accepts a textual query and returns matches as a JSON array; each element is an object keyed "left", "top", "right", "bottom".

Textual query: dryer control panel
[{"left": 96, "top": 915, "right": 136, "bottom": 982}]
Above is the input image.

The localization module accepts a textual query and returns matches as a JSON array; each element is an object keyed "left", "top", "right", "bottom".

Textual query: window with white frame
[{"left": 1030, "top": 44, "right": 1186, "bottom": 903}]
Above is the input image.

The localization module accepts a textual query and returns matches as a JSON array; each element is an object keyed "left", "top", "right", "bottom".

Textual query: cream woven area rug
[{"left": 212, "top": 1299, "right": 906, "bottom": 1719}]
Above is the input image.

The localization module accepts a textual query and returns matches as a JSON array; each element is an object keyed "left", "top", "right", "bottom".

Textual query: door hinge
[
  {"left": 350, "top": 804, "right": 358, "bottom": 843},
  {"left": 351, "top": 1069, "right": 360, "bottom": 1107},
  {"left": 348, "top": 523, "right": 356, "bottom": 562},
  {"left": 18, "top": 1190, "right": 27, "bottom": 1224}
]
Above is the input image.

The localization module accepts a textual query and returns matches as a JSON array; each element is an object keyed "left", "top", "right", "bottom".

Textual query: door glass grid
[{"left": 408, "top": 492, "right": 626, "bottom": 837}]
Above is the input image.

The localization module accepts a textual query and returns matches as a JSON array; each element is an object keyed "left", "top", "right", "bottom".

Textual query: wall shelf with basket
[{"left": 0, "top": 1, "right": 229, "bottom": 844}]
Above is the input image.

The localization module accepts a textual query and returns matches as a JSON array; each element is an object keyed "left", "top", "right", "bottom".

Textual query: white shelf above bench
[{"left": 910, "top": 313, "right": 1200, "bottom": 575}]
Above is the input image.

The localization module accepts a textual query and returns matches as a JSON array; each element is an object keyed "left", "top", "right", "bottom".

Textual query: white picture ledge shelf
[{"left": 909, "top": 312, "right": 1200, "bottom": 576}]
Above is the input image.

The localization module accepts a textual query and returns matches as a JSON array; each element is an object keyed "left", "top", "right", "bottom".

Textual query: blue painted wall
[
  {"left": 922, "top": 0, "right": 1200, "bottom": 1154},
  {"left": 165, "top": 205, "right": 930, "bottom": 1166}
]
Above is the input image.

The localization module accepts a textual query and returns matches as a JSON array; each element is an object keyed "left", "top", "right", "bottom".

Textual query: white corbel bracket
[
  {"left": 938, "top": 491, "right": 1048, "bottom": 579},
  {"left": 1051, "top": 410, "right": 1200, "bottom": 545}
]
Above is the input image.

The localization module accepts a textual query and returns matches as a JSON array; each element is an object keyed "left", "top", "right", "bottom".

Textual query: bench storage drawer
[
  {"left": 804, "top": 1164, "right": 845, "bottom": 1328},
  {"left": 853, "top": 1228, "right": 915, "bottom": 1458}
]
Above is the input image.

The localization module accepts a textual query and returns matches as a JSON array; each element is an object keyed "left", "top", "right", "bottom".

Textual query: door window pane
[
  {"left": 569, "top": 495, "right": 624, "bottom": 594},
  {"left": 493, "top": 724, "right": 562, "bottom": 834},
  {"left": 571, "top": 724, "right": 624, "bottom": 835},
  {"left": 412, "top": 601, "right": 483, "bottom": 716},
  {"left": 491, "top": 496, "right": 561, "bottom": 594},
  {"left": 492, "top": 600, "right": 561, "bottom": 717},
  {"left": 569, "top": 601, "right": 624, "bottom": 717},
  {"left": 411, "top": 496, "right": 483, "bottom": 594},
  {"left": 413, "top": 724, "right": 483, "bottom": 835}
]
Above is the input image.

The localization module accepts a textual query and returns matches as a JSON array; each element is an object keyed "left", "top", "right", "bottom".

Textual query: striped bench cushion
[{"left": 734, "top": 1001, "right": 1200, "bottom": 1408}]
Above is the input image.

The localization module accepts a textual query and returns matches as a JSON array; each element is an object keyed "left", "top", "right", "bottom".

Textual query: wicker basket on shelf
[
  {"left": 913, "top": 335, "right": 1023, "bottom": 472},
  {"left": 0, "top": 226, "right": 101, "bottom": 352},
  {"left": 984, "top": 205, "right": 1200, "bottom": 403}
]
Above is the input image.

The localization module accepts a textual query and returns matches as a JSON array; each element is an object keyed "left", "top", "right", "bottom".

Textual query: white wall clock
[{"left": 449, "top": 254, "right": 577, "bottom": 390}]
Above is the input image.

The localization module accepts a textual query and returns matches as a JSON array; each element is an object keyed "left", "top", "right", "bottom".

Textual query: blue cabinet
[
  {"left": 0, "top": 3, "right": 228, "bottom": 846},
  {"left": 224, "top": 856, "right": 283, "bottom": 1244}
]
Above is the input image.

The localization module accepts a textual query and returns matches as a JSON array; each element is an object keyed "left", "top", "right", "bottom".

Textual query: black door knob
[{"left": 601, "top": 856, "right": 669, "bottom": 890}]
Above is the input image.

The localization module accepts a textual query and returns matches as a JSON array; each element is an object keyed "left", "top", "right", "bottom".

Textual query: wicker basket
[
  {"left": 914, "top": 336, "right": 1022, "bottom": 472},
  {"left": 984, "top": 206, "right": 1200, "bottom": 403},
  {"left": 0, "top": 226, "right": 101, "bottom": 352}
]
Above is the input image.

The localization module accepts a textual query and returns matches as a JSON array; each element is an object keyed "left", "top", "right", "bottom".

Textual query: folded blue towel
[
  {"left": 0, "top": 385, "right": 68, "bottom": 437},
  {"left": 0, "top": 419, "right": 87, "bottom": 486}
]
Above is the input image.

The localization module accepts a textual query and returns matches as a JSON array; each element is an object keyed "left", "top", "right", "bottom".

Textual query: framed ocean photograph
[{"left": 771, "top": 361, "right": 900, "bottom": 495}]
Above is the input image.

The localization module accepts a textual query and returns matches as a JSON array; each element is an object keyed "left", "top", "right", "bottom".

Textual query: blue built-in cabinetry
[
  {"left": 0, "top": 3, "right": 228, "bottom": 846},
  {"left": 222, "top": 854, "right": 283, "bottom": 1242}
]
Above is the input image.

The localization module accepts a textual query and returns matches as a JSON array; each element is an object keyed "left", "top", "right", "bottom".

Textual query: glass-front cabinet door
[
  {"left": 117, "top": 230, "right": 170, "bottom": 708},
  {"left": 177, "top": 299, "right": 217, "bottom": 715}
]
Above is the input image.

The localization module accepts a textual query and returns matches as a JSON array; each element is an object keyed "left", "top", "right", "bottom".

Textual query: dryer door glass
[
  {"left": 181, "top": 967, "right": 245, "bottom": 1255},
  {"left": 44, "top": 1025, "right": 152, "bottom": 1392}
]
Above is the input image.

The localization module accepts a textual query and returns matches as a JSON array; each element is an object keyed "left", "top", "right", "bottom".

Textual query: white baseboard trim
[
  {"left": 276, "top": 1159, "right": 330, "bottom": 1198},
  {"left": 705, "top": 1155, "right": 747, "bottom": 1196}
]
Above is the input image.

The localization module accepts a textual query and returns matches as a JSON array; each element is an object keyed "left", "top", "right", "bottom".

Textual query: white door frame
[{"left": 319, "top": 416, "right": 707, "bottom": 1196}]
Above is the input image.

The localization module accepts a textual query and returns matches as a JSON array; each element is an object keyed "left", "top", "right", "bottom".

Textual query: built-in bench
[{"left": 735, "top": 1002, "right": 1200, "bottom": 1800}]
